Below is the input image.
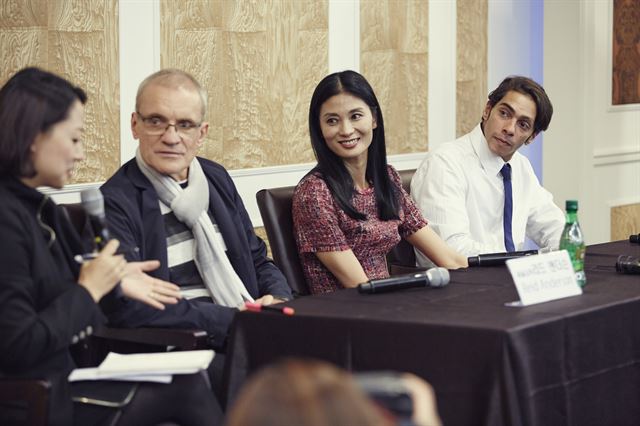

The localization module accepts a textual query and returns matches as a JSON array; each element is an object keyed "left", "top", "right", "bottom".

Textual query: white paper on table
[
  {"left": 99, "top": 350, "right": 214, "bottom": 375},
  {"left": 69, "top": 350, "right": 214, "bottom": 382},
  {"left": 69, "top": 368, "right": 173, "bottom": 383}
]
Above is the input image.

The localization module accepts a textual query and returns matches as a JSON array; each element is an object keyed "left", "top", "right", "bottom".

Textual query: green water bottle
[{"left": 559, "top": 200, "right": 586, "bottom": 287}]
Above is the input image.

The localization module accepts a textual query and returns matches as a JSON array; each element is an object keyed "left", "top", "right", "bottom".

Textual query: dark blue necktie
[{"left": 500, "top": 164, "right": 515, "bottom": 252}]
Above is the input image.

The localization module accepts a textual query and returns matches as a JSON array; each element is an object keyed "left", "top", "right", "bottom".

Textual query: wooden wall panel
[
  {"left": 361, "top": 0, "right": 428, "bottom": 154},
  {"left": 0, "top": 29, "right": 47, "bottom": 81},
  {"left": 224, "top": 0, "right": 266, "bottom": 32},
  {"left": 0, "top": 0, "right": 47, "bottom": 93},
  {"left": 0, "top": 0, "right": 46, "bottom": 27},
  {"left": 0, "top": 0, "right": 119, "bottom": 184},
  {"left": 612, "top": 0, "right": 640, "bottom": 105},
  {"left": 457, "top": 0, "right": 487, "bottom": 137},
  {"left": 49, "top": 0, "right": 105, "bottom": 31},
  {"left": 223, "top": 31, "right": 270, "bottom": 165},
  {"left": 611, "top": 203, "right": 640, "bottom": 241},
  {"left": 161, "top": 0, "right": 327, "bottom": 169}
]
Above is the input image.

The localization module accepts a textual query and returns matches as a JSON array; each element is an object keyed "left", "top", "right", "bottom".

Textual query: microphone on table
[
  {"left": 616, "top": 255, "right": 640, "bottom": 275},
  {"left": 80, "top": 188, "right": 111, "bottom": 250},
  {"left": 467, "top": 249, "right": 539, "bottom": 267},
  {"left": 629, "top": 234, "right": 640, "bottom": 244},
  {"left": 357, "top": 267, "right": 450, "bottom": 294}
]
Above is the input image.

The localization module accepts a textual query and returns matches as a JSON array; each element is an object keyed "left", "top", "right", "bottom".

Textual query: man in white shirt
[{"left": 411, "top": 76, "right": 565, "bottom": 263}]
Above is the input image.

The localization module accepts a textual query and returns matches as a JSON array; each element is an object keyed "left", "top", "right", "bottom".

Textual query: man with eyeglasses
[{"left": 100, "top": 69, "right": 291, "bottom": 355}]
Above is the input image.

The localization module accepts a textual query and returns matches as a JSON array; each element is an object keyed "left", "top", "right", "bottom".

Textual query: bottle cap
[{"left": 565, "top": 200, "right": 578, "bottom": 211}]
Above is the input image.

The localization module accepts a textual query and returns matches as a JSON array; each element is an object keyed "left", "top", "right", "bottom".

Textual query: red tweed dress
[{"left": 292, "top": 165, "right": 427, "bottom": 294}]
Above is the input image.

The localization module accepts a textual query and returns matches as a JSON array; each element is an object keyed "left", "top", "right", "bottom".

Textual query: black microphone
[
  {"left": 616, "top": 255, "right": 640, "bottom": 275},
  {"left": 630, "top": 234, "right": 640, "bottom": 244},
  {"left": 358, "top": 267, "right": 450, "bottom": 294},
  {"left": 467, "top": 249, "right": 539, "bottom": 267},
  {"left": 80, "top": 188, "right": 110, "bottom": 250}
]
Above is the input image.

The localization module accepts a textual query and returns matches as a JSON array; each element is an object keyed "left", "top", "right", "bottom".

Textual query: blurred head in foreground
[{"left": 225, "top": 359, "right": 393, "bottom": 426}]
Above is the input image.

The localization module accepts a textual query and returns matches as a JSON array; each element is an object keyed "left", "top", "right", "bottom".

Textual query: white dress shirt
[{"left": 411, "top": 124, "right": 565, "bottom": 262}]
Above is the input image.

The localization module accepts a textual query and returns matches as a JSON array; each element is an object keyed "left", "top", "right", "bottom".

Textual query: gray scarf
[{"left": 135, "top": 149, "right": 253, "bottom": 307}]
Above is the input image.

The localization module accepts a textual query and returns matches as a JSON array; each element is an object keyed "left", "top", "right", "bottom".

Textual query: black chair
[
  {"left": 60, "top": 203, "right": 209, "bottom": 366},
  {"left": 256, "top": 187, "right": 310, "bottom": 297},
  {"left": 75, "top": 327, "right": 209, "bottom": 366},
  {"left": 0, "top": 379, "right": 50, "bottom": 426},
  {"left": 398, "top": 168, "right": 415, "bottom": 193},
  {"left": 386, "top": 169, "right": 427, "bottom": 274}
]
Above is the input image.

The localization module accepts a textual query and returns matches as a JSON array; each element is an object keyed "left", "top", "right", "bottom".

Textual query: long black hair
[
  {"left": 0, "top": 67, "right": 87, "bottom": 178},
  {"left": 308, "top": 70, "right": 399, "bottom": 221}
]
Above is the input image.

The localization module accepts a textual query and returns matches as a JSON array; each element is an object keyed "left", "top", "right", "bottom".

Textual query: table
[{"left": 225, "top": 241, "right": 640, "bottom": 426}]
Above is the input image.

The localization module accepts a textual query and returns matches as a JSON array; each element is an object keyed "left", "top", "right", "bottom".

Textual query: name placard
[{"left": 505, "top": 250, "right": 583, "bottom": 306}]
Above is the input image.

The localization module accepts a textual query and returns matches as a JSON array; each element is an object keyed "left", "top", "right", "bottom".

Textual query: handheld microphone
[
  {"left": 80, "top": 188, "right": 110, "bottom": 250},
  {"left": 630, "top": 234, "right": 640, "bottom": 244},
  {"left": 357, "top": 267, "right": 450, "bottom": 294},
  {"left": 467, "top": 249, "right": 539, "bottom": 267},
  {"left": 616, "top": 255, "right": 640, "bottom": 275}
]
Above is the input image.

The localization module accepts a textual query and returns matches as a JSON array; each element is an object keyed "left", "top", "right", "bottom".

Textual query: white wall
[
  {"left": 488, "top": 0, "right": 546, "bottom": 250},
  {"left": 488, "top": 0, "right": 544, "bottom": 181},
  {"left": 544, "top": 0, "right": 640, "bottom": 244}
]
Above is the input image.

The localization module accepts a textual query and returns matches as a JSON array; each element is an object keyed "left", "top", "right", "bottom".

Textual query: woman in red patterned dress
[{"left": 292, "top": 71, "right": 467, "bottom": 294}]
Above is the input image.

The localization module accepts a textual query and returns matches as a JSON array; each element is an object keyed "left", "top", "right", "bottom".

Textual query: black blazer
[
  {"left": 100, "top": 157, "right": 291, "bottom": 348},
  {"left": 0, "top": 178, "right": 105, "bottom": 426}
]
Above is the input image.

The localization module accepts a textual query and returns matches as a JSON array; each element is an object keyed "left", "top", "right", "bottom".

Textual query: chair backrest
[
  {"left": 61, "top": 202, "right": 87, "bottom": 235},
  {"left": 398, "top": 168, "right": 414, "bottom": 193},
  {"left": 0, "top": 379, "right": 50, "bottom": 426},
  {"left": 256, "top": 187, "right": 310, "bottom": 297},
  {"left": 387, "top": 169, "right": 419, "bottom": 269}
]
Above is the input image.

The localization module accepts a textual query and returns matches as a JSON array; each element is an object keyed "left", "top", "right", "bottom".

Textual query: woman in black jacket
[{"left": 0, "top": 67, "right": 221, "bottom": 425}]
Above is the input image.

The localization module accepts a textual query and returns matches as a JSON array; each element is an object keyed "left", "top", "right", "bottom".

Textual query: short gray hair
[{"left": 135, "top": 68, "right": 208, "bottom": 118}]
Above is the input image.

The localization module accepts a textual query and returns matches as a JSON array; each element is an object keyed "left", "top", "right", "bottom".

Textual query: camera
[{"left": 354, "top": 372, "right": 414, "bottom": 419}]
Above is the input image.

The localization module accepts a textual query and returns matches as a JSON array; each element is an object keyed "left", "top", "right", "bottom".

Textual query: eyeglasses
[{"left": 136, "top": 112, "right": 202, "bottom": 138}]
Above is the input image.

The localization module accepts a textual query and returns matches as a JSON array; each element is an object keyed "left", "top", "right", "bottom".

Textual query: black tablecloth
[{"left": 225, "top": 241, "right": 640, "bottom": 426}]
